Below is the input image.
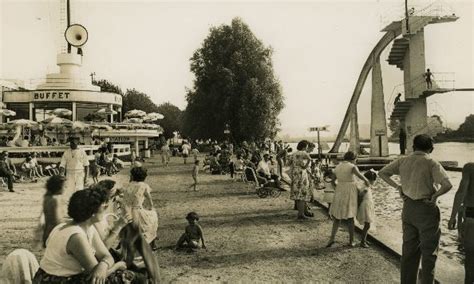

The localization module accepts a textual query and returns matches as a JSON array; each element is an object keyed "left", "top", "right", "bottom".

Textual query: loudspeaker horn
[{"left": 64, "top": 24, "right": 88, "bottom": 47}]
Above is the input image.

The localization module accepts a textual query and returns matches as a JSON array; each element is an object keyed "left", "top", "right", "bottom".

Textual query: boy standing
[{"left": 189, "top": 160, "right": 200, "bottom": 192}]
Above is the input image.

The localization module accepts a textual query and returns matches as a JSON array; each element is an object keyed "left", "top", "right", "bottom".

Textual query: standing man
[
  {"left": 399, "top": 127, "right": 407, "bottom": 155},
  {"left": 0, "top": 151, "right": 15, "bottom": 192},
  {"left": 181, "top": 142, "right": 191, "bottom": 164},
  {"left": 59, "top": 137, "right": 89, "bottom": 199},
  {"left": 379, "top": 134, "right": 452, "bottom": 284},
  {"left": 448, "top": 163, "right": 474, "bottom": 284},
  {"left": 424, "top": 68, "right": 433, "bottom": 89}
]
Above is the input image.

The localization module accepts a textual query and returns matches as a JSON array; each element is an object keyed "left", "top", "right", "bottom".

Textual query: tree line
[
  {"left": 93, "top": 18, "right": 284, "bottom": 143},
  {"left": 92, "top": 80, "right": 183, "bottom": 139}
]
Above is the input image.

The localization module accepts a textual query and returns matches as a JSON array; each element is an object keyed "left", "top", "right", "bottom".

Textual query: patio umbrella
[
  {"left": 123, "top": 118, "right": 143, "bottom": 124},
  {"left": 7, "top": 119, "right": 38, "bottom": 127},
  {"left": 91, "top": 123, "right": 113, "bottom": 138},
  {"left": 97, "top": 108, "right": 118, "bottom": 115},
  {"left": 51, "top": 108, "right": 72, "bottom": 117},
  {"left": 42, "top": 116, "right": 73, "bottom": 126},
  {"left": 124, "top": 109, "right": 146, "bottom": 118},
  {"left": 0, "top": 109, "right": 16, "bottom": 117},
  {"left": 72, "top": 121, "right": 90, "bottom": 130},
  {"left": 42, "top": 116, "right": 73, "bottom": 141},
  {"left": 7, "top": 119, "right": 38, "bottom": 140},
  {"left": 143, "top": 112, "right": 164, "bottom": 122}
]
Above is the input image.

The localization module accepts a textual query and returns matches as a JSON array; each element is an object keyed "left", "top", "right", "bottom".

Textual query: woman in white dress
[
  {"left": 121, "top": 167, "right": 159, "bottom": 246},
  {"left": 326, "top": 151, "right": 370, "bottom": 247}
]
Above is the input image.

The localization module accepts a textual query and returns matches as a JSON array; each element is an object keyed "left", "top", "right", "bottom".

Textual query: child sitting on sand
[
  {"left": 357, "top": 169, "right": 377, "bottom": 248},
  {"left": 176, "top": 212, "right": 206, "bottom": 251}
]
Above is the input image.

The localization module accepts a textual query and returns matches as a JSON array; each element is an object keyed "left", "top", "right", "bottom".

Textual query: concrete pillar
[
  {"left": 109, "top": 104, "right": 114, "bottom": 123},
  {"left": 29, "top": 103, "right": 34, "bottom": 120},
  {"left": 134, "top": 139, "right": 140, "bottom": 157},
  {"left": 370, "top": 57, "right": 389, "bottom": 157},
  {"left": 404, "top": 30, "right": 426, "bottom": 99},
  {"left": 144, "top": 138, "right": 150, "bottom": 158},
  {"left": 72, "top": 102, "right": 77, "bottom": 121},
  {"left": 349, "top": 108, "right": 360, "bottom": 154},
  {"left": 401, "top": 28, "right": 428, "bottom": 153},
  {"left": 405, "top": 98, "right": 428, "bottom": 153}
]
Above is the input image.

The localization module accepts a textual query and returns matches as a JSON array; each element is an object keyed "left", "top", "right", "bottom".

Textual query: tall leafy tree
[
  {"left": 156, "top": 102, "right": 183, "bottom": 139},
  {"left": 456, "top": 114, "right": 474, "bottom": 137},
  {"left": 92, "top": 79, "right": 123, "bottom": 95},
  {"left": 183, "top": 18, "right": 284, "bottom": 142},
  {"left": 122, "top": 89, "right": 159, "bottom": 114}
]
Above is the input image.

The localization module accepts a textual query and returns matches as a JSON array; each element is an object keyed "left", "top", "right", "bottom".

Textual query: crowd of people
[
  {"left": 1, "top": 133, "right": 473, "bottom": 283},
  {"left": 159, "top": 135, "right": 473, "bottom": 283}
]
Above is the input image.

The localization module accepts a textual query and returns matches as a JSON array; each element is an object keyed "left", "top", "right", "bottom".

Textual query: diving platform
[
  {"left": 421, "top": 87, "right": 474, "bottom": 98},
  {"left": 386, "top": 15, "right": 458, "bottom": 70}
]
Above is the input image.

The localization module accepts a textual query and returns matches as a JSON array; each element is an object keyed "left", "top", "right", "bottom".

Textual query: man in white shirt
[
  {"left": 181, "top": 142, "right": 191, "bottom": 164},
  {"left": 257, "top": 154, "right": 281, "bottom": 188},
  {"left": 59, "top": 137, "right": 89, "bottom": 199}
]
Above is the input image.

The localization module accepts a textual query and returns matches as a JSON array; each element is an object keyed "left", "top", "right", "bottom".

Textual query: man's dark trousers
[
  {"left": 401, "top": 197, "right": 441, "bottom": 284},
  {"left": 0, "top": 171, "right": 14, "bottom": 191}
]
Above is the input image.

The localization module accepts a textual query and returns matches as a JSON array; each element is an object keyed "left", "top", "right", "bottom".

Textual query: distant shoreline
[
  {"left": 387, "top": 138, "right": 474, "bottom": 143},
  {"left": 282, "top": 137, "right": 474, "bottom": 144}
]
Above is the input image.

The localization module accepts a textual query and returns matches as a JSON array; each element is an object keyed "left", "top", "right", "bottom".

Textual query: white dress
[
  {"left": 122, "top": 182, "right": 159, "bottom": 243},
  {"left": 329, "top": 162, "right": 359, "bottom": 220},
  {"left": 357, "top": 185, "right": 375, "bottom": 224}
]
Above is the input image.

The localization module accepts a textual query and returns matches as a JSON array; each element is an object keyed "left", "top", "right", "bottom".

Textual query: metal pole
[
  {"left": 66, "top": 0, "right": 71, "bottom": 53},
  {"left": 405, "top": 0, "right": 410, "bottom": 33},
  {"left": 379, "top": 135, "right": 382, "bottom": 157},
  {"left": 317, "top": 130, "right": 321, "bottom": 161}
]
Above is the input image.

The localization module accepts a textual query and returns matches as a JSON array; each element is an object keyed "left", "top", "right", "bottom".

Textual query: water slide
[{"left": 330, "top": 25, "right": 402, "bottom": 153}]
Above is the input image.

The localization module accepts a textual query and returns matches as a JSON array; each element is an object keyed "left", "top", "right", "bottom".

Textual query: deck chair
[{"left": 243, "top": 167, "right": 281, "bottom": 198}]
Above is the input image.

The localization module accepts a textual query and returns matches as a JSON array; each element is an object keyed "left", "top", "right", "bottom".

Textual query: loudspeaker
[{"left": 64, "top": 24, "right": 88, "bottom": 47}]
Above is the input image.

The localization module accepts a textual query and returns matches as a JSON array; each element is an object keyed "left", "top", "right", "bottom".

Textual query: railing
[
  {"left": 379, "top": 0, "right": 456, "bottom": 31},
  {"left": 385, "top": 72, "right": 455, "bottom": 117},
  {"left": 0, "top": 144, "right": 131, "bottom": 165}
]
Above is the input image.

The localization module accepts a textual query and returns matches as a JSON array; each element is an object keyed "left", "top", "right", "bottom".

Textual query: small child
[
  {"left": 41, "top": 175, "right": 66, "bottom": 247},
  {"left": 357, "top": 169, "right": 377, "bottom": 248},
  {"left": 176, "top": 212, "right": 206, "bottom": 251},
  {"left": 189, "top": 160, "right": 200, "bottom": 191},
  {"left": 89, "top": 158, "right": 105, "bottom": 184},
  {"left": 322, "top": 169, "right": 336, "bottom": 213},
  {"left": 191, "top": 148, "right": 200, "bottom": 163}
]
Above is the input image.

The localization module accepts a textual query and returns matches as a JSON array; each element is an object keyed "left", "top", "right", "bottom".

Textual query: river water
[{"left": 288, "top": 141, "right": 473, "bottom": 283}]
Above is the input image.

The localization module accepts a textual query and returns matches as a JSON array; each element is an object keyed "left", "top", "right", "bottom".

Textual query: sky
[{"left": 1, "top": 0, "right": 473, "bottom": 138}]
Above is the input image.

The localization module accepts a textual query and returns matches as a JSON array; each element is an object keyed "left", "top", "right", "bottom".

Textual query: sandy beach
[{"left": 0, "top": 154, "right": 401, "bottom": 282}]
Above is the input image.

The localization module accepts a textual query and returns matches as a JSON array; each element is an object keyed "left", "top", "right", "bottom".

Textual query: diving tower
[{"left": 330, "top": 10, "right": 459, "bottom": 155}]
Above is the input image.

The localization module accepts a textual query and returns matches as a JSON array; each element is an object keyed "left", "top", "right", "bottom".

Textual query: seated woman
[
  {"left": 20, "top": 156, "right": 39, "bottom": 181},
  {"left": 34, "top": 189, "right": 133, "bottom": 283},
  {"left": 209, "top": 153, "right": 221, "bottom": 174},
  {"left": 31, "top": 152, "right": 47, "bottom": 177},
  {"left": 90, "top": 180, "right": 161, "bottom": 282}
]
